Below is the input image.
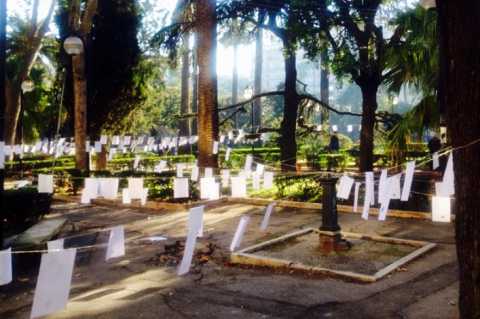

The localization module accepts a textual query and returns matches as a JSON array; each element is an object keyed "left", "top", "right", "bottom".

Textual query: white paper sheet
[
  {"left": 432, "top": 152, "right": 439, "bottom": 170},
  {"left": 122, "top": 188, "right": 131, "bottom": 204},
  {"left": 133, "top": 155, "right": 140, "bottom": 169},
  {"left": 140, "top": 188, "right": 148, "bottom": 205},
  {"left": 191, "top": 166, "right": 199, "bottom": 181},
  {"left": 362, "top": 172, "right": 374, "bottom": 220},
  {"left": 204, "top": 167, "right": 213, "bottom": 178},
  {"left": 212, "top": 141, "right": 219, "bottom": 154},
  {"left": 401, "top": 161, "right": 415, "bottom": 201},
  {"left": 263, "top": 172, "right": 274, "bottom": 189},
  {"left": 377, "top": 169, "right": 388, "bottom": 204},
  {"left": 177, "top": 207, "right": 204, "bottom": 275},
  {"left": 225, "top": 147, "right": 232, "bottom": 161},
  {"left": 391, "top": 174, "right": 402, "bottom": 199},
  {"left": 260, "top": 203, "right": 276, "bottom": 231},
  {"left": 432, "top": 196, "right": 451, "bottom": 223},
  {"left": 0, "top": 248, "right": 12, "bottom": 286},
  {"left": 30, "top": 249, "right": 77, "bottom": 319},
  {"left": 174, "top": 178, "right": 189, "bottom": 198},
  {"left": 176, "top": 163, "right": 185, "bottom": 178},
  {"left": 244, "top": 155, "right": 253, "bottom": 172},
  {"left": 94, "top": 141, "right": 102, "bottom": 153},
  {"left": 200, "top": 177, "right": 218, "bottom": 200},
  {"left": 442, "top": 153, "right": 455, "bottom": 196},
  {"left": 84, "top": 178, "right": 99, "bottom": 200},
  {"left": 378, "top": 177, "right": 395, "bottom": 221},
  {"left": 221, "top": 169, "right": 230, "bottom": 187},
  {"left": 353, "top": 182, "right": 361, "bottom": 213},
  {"left": 231, "top": 176, "right": 247, "bottom": 197},
  {"left": 252, "top": 172, "right": 261, "bottom": 190},
  {"left": 106, "top": 226, "right": 125, "bottom": 260},
  {"left": 230, "top": 216, "right": 250, "bottom": 252},
  {"left": 256, "top": 164, "right": 265, "bottom": 176},
  {"left": 38, "top": 174, "right": 54, "bottom": 194},
  {"left": 128, "top": 178, "right": 144, "bottom": 199},
  {"left": 47, "top": 239, "right": 65, "bottom": 251},
  {"left": 337, "top": 175, "right": 354, "bottom": 200},
  {"left": 99, "top": 178, "right": 119, "bottom": 200}
]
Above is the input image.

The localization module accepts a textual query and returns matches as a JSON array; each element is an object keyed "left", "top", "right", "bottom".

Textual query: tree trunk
[
  {"left": 320, "top": 49, "right": 329, "bottom": 125},
  {"left": 195, "top": 0, "right": 218, "bottom": 168},
  {"left": 280, "top": 52, "right": 299, "bottom": 172},
  {"left": 253, "top": 27, "right": 263, "bottom": 130},
  {"left": 359, "top": 84, "right": 378, "bottom": 172},
  {"left": 179, "top": 39, "right": 190, "bottom": 136},
  {"left": 72, "top": 53, "right": 88, "bottom": 170},
  {"left": 438, "top": 1, "right": 480, "bottom": 317},
  {"left": 0, "top": 0, "right": 7, "bottom": 247},
  {"left": 191, "top": 33, "right": 198, "bottom": 135},
  {"left": 232, "top": 43, "right": 239, "bottom": 128}
]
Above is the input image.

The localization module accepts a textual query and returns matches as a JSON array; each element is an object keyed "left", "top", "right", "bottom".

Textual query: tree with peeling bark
[
  {"left": 66, "top": 0, "right": 98, "bottom": 170},
  {"left": 436, "top": 1, "right": 480, "bottom": 317},
  {"left": 3, "top": 0, "right": 55, "bottom": 147}
]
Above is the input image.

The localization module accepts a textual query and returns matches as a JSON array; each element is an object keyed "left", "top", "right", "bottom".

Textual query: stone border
[{"left": 230, "top": 228, "right": 436, "bottom": 283}]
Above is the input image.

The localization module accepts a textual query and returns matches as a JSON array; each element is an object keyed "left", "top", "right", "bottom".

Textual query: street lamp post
[{"left": 19, "top": 80, "right": 34, "bottom": 177}]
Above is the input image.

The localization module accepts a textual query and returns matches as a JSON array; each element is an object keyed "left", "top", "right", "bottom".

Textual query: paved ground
[{"left": 0, "top": 200, "right": 458, "bottom": 319}]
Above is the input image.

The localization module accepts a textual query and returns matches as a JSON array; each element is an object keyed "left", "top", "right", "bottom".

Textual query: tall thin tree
[{"left": 195, "top": 0, "right": 219, "bottom": 168}]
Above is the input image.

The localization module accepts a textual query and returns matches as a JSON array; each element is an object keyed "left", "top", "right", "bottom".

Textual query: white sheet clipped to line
[
  {"left": 378, "top": 176, "right": 396, "bottom": 221},
  {"left": 263, "top": 171, "right": 274, "bottom": 189},
  {"left": 30, "top": 248, "right": 77, "bottom": 319},
  {"left": 204, "top": 167, "right": 213, "bottom": 178},
  {"left": 230, "top": 215, "right": 251, "bottom": 252},
  {"left": 133, "top": 155, "right": 141, "bottom": 169},
  {"left": 260, "top": 203, "right": 276, "bottom": 231},
  {"left": 432, "top": 152, "right": 440, "bottom": 170},
  {"left": 256, "top": 163, "right": 265, "bottom": 176},
  {"left": 252, "top": 172, "right": 261, "bottom": 190},
  {"left": 212, "top": 141, "right": 219, "bottom": 155},
  {"left": 432, "top": 196, "right": 451, "bottom": 223},
  {"left": 176, "top": 163, "right": 185, "bottom": 178},
  {"left": 244, "top": 154, "right": 253, "bottom": 172},
  {"left": 377, "top": 169, "right": 388, "bottom": 204},
  {"left": 140, "top": 188, "right": 149, "bottom": 205},
  {"left": 0, "top": 248, "right": 12, "bottom": 286},
  {"left": 106, "top": 226, "right": 125, "bottom": 261},
  {"left": 38, "top": 174, "right": 54, "bottom": 194},
  {"left": 362, "top": 172, "right": 374, "bottom": 220},
  {"left": 122, "top": 188, "right": 131, "bottom": 204},
  {"left": 128, "top": 178, "right": 144, "bottom": 199},
  {"left": 200, "top": 177, "right": 219, "bottom": 200},
  {"left": 441, "top": 153, "right": 455, "bottom": 196},
  {"left": 337, "top": 175, "right": 354, "bottom": 200},
  {"left": 221, "top": 169, "right": 230, "bottom": 187},
  {"left": 178, "top": 206, "right": 204, "bottom": 276},
  {"left": 401, "top": 161, "right": 416, "bottom": 201},
  {"left": 191, "top": 165, "right": 199, "bottom": 181},
  {"left": 225, "top": 147, "right": 232, "bottom": 161},
  {"left": 47, "top": 239, "right": 65, "bottom": 251},
  {"left": 231, "top": 176, "right": 247, "bottom": 198},
  {"left": 353, "top": 182, "right": 361, "bottom": 213},
  {"left": 390, "top": 174, "right": 402, "bottom": 199},
  {"left": 99, "top": 178, "right": 119, "bottom": 200},
  {"left": 174, "top": 178, "right": 189, "bottom": 199}
]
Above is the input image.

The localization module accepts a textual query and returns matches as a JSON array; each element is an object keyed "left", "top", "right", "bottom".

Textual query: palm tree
[{"left": 195, "top": 0, "right": 218, "bottom": 168}]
